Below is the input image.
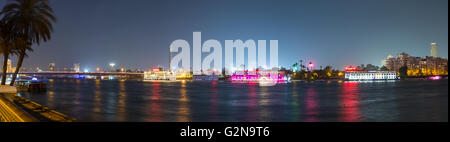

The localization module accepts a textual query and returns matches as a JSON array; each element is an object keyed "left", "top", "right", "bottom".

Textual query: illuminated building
[
  {"left": 109, "top": 63, "right": 116, "bottom": 72},
  {"left": 384, "top": 52, "right": 448, "bottom": 76},
  {"left": 345, "top": 66, "right": 397, "bottom": 80},
  {"left": 430, "top": 43, "right": 438, "bottom": 57},
  {"left": 230, "top": 70, "right": 288, "bottom": 82},
  {"left": 5, "top": 59, "right": 16, "bottom": 73},
  {"left": 49, "top": 63, "right": 55, "bottom": 71},
  {"left": 74, "top": 64, "right": 80, "bottom": 72}
]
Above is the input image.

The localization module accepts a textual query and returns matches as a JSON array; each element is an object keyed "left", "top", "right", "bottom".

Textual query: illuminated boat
[
  {"left": 344, "top": 66, "right": 398, "bottom": 81},
  {"left": 230, "top": 70, "right": 289, "bottom": 83},
  {"left": 144, "top": 68, "right": 176, "bottom": 81}
]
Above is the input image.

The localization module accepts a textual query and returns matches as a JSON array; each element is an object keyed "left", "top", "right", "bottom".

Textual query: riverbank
[
  {"left": 0, "top": 94, "right": 37, "bottom": 122},
  {"left": 1, "top": 87, "right": 75, "bottom": 122}
]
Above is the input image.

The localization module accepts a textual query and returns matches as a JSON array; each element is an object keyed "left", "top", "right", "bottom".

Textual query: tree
[
  {"left": 0, "top": 21, "right": 13, "bottom": 85},
  {"left": 323, "top": 66, "right": 332, "bottom": 79},
  {"left": 0, "top": 21, "right": 22, "bottom": 85},
  {"left": 380, "top": 66, "right": 388, "bottom": 71},
  {"left": 365, "top": 64, "right": 379, "bottom": 71},
  {"left": 399, "top": 66, "right": 408, "bottom": 79},
  {"left": 1, "top": 0, "right": 56, "bottom": 85}
]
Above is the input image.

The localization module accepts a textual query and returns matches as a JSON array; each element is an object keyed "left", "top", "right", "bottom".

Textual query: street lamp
[
  {"left": 109, "top": 63, "right": 116, "bottom": 72},
  {"left": 308, "top": 62, "right": 314, "bottom": 71}
]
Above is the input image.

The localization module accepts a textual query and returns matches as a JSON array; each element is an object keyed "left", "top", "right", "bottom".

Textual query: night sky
[{"left": 1, "top": 0, "right": 448, "bottom": 71}]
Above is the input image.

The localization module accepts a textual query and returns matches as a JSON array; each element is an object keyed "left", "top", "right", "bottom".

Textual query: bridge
[
  {"left": 8, "top": 71, "right": 143, "bottom": 76},
  {"left": 6, "top": 71, "right": 144, "bottom": 80}
]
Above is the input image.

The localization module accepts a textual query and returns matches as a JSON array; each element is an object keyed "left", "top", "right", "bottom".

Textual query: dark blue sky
[{"left": 1, "top": 0, "right": 448, "bottom": 71}]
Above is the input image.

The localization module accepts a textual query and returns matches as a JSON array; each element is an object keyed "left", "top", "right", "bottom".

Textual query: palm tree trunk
[
  {"left": 10, "top": 49, "right": 25, "bottom": 86},
  {"left": 1, "top": 52, "right": 9, "bottom": 85}
]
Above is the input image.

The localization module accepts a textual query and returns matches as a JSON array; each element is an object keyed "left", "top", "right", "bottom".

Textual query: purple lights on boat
[{"left": 230, "top": 70, "right": 289, "bottom": 82}]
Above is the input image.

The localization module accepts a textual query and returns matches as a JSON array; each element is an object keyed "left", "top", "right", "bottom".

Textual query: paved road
[{"left": 0, "top": 96, "right": 25, "bottom": 122}]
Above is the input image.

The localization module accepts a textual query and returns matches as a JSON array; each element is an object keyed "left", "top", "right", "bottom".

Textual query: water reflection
[
  {"left": 148, "top": 82, "right": 162, "bottom": 122},
  {"left": 92, "top": 79, "right": 102, "bottom": 120},
  {"left": 74, "top": 79, "right": 81, "bottom": 116},
  {"left": 258, "top": 87, "right": 270, "bottom": 121},
  {"left": 339, "top": 82, "right": 361, "bottom": 122},
  {"left": 20, "top": 79, "right": 447, "bottom": 122},
  {"left": 177, "top": 81, "right": 191, "bottom": 122},
  {"left": 246, "top": 85, "right": 257, "bottom": 121},
  {"left": 116, "top": 80, "right": 127, "bottom": 121},
  {"left": 305, "top": 86, "right": 319, "bottom": 122},
  {"left": 209, "top": 81, "right": 218, "bottom": 121},
  {"left": 47, "top": 91, "right": 55, "bottom": 108},
  {"left": 290, "top": 82, "right": 300, "bottom": 121}
]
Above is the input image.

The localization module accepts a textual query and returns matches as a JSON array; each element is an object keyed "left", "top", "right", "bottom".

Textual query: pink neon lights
[
  {"left": 230, "top": 70, "right": 287, "bottom": 82},
  {"left": 430, "top": 76, "right": 441, "bottom": 80}
]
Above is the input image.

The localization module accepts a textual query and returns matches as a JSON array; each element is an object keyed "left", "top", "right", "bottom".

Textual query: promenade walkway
[{"left": 1, "top": 86, "right": 74, "bottom": 122}]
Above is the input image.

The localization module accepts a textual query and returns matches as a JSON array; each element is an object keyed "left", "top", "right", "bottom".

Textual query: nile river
[{"left": 18, "top": 79, "right": 448, "bottom": 122}]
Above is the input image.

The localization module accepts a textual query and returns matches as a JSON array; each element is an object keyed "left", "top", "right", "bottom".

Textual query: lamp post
[
  {"left": 109, "top": 63, "right": 116, "bottom": 72},
  {"left": 308, "top": 62, "right": 314, "bottom": 71}
]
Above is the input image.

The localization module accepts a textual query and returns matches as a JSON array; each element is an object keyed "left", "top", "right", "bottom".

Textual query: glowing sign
[{"left": 345, "top": 66, "right": 358, "bottom": 72}]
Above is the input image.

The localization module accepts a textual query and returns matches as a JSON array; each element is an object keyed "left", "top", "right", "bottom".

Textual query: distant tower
[
  {"left": 169, "top": 48, "right": 172, "bottom": 71},
  {"left": 430, "top": 43, "right": 438, "bottom": 57},
  {"left": 74, "top": 63, "right": 80, "bottom": 72},
  {"left": 49, "top": 63, "right": 55, "bottom": 71},
  {"left": 7, "top": 59, "right": 12, "bottom": 73},
  {"left": 109, "top": 63, "right": 116, "bottom": 72}
]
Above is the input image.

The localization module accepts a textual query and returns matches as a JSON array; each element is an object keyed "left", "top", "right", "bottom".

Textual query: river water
[{"left": 18, "top": 79, "right": 448, "bottom": 122}]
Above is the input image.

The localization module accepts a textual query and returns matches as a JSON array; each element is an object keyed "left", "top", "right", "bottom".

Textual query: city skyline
[{"left": 0, "top": 0, "right": 448, "bottom": 71}]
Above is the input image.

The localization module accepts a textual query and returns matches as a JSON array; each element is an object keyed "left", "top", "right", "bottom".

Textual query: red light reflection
[
  {"left": 339, "top": 82, "right": 361, "bottom": 122},
  {"left": 148, "top": 82, "right": 162, "bottom": 122},
  {"left": 305, "top": 87, "right": 319, "bottom": 122}
]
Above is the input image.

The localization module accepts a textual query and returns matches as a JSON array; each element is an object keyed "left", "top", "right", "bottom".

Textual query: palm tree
[
  {"left": 0, "top": 21, "right": 11, "bottom": 85},
  {"left": 0, "top": 21, "right": 18, "bottom": 85},
  {"left": 1, "top": 0, "right": 56, "bottom": 86}
]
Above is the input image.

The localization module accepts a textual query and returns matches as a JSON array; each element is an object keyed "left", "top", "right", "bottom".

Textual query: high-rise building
[
  {"left": 49, "top": 63, "right": 55, "bottom": 71},
  {"left": 430, "top": 43, "right": 438, "bottom": 57},
  {"left": 384, "top": 52, "right": 448, "bottom": 76},
  {"left": 109, "top": 63, "right": 116, "bottom": 72},
  {"left": 74, "top": 63, "right": 80, "bottom": 72},
  {"left": 5, "top": 59, "right": 17, "bottom": 73},
  {"left": 7, "top": 59, "right": 12, "bottom": 72}
]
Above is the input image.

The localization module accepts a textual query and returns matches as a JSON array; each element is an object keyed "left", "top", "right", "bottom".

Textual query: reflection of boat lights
[{"left": 430, "top": 76, "right": 441, "bottom": 80}]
